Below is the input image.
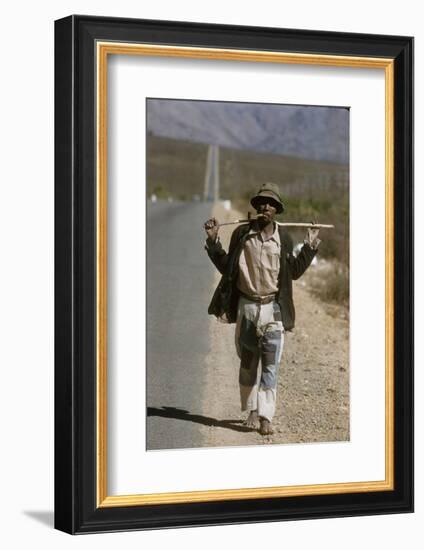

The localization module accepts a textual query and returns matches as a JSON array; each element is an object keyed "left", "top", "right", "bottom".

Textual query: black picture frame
[{"left": 55, "top": 15, "right": 413, "bottom": 534}]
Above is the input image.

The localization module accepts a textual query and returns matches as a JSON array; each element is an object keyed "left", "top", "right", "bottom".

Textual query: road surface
[{"left": 146, "top": 200, "right": 215, "bottom": 450}]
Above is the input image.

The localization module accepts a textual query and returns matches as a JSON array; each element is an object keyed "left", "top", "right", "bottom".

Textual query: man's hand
[
  {"left": 204, "top": 217, "right": 220, "bottom": 243},
  {"left": 305, "top": 226, "right": 321, "bottom": 249}
]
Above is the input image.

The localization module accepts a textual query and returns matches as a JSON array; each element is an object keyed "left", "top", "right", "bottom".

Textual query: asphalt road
[{"left": 146, "top": 200, "right": 215, "bottom": 450}]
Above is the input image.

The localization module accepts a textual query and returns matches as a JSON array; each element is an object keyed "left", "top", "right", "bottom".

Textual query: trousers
[{"left": 235, "top": 296, "right": 284, "bottom": 421}]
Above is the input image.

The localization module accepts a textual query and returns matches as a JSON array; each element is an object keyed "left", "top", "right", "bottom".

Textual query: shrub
[{"left": 305, "top": 260, "right": 349, "bottom": 307}]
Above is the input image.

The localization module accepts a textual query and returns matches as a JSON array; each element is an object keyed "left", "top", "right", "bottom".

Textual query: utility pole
[{"left": 203, "top": 144, "right": 220, "bottom": 202}]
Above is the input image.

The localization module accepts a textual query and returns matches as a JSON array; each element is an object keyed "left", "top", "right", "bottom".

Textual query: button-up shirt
[{"left": 237, "top": 222, "right": 281, "bottom": 299}]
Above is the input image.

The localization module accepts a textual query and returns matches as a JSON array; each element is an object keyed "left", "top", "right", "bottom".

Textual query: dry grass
[{"left": 302, "top": 260, "right": 349, "bottom": 308}]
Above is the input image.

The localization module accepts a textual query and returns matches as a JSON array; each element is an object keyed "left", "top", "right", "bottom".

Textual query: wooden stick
[
  {"left": 219, "top": 213, "right": 255, "bottom": 226},
  {"left": 219, "top": 218, "right": 334, "bottom": 229},
  {"left": 276, "top": 222, "right": 334, "bottom": 229},
  {"left": 219, "top": 219, "right": 252, "bottom": 226}
]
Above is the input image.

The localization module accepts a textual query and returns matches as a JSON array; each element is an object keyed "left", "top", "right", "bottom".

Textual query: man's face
[{"left": 255, "top": 197, "right": 278, "bottom": 223}]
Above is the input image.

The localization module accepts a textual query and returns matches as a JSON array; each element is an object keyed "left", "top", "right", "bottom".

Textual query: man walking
[{"left": 204, "top": 183, "right": 320, "bottom": 435}]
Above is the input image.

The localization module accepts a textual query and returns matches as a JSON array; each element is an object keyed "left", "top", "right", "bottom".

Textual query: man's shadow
[{"left": 147, "top": 406, "right": 255, "bottom": 433}]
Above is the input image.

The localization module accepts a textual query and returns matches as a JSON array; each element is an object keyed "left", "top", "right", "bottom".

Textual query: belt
[{"left": 240, "top": 292, "right": 276, "bottom": 305}]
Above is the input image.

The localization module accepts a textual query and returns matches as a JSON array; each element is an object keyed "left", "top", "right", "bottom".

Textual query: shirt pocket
[{"left": 269, "top": 251, "right": 280, "bottom": 274}]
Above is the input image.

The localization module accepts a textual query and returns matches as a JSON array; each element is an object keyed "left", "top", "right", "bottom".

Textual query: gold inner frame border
[{"left": 96, "top": 42, "right": 395, "bottom": 508}]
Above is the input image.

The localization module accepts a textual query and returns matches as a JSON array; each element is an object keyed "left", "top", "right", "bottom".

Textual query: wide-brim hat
[{"left": 250, "top": 182, "right": 285, "bottom": 214}]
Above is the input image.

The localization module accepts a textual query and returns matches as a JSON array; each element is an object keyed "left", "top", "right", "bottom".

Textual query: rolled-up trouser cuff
[
  {"left": 240, "top": 385, "right": 276, "bottom": 421},
  {"left": 257, "top": 387, "right": 276, "bottom": 421}
]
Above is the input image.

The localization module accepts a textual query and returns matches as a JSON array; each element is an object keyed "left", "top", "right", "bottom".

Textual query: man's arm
[
  {"left": 286, "top": 228, "right": 320, "bottom": 280},
  {"left": 204, "top": 218, "right": 240, "bottom": 275},
  {"left": 204, "top": 217, "right": 228, "bottom": 274},
  {"left": 205, "top": 236, "right": 229, "bottom": 275}
]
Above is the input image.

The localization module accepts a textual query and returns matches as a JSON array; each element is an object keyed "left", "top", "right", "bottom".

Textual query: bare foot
[
  {"left": 243, "top": 410, "right": 260, "bottom": 429},
  {"left": 259, "top": 418, "right": 274, "bottom": 436}
]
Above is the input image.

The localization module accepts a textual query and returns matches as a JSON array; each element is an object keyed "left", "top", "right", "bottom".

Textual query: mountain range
[{"left": 147, "top": 99, "right": 349, "bottom": 164}]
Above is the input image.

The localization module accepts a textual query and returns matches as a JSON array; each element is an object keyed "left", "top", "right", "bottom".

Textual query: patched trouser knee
[
  {"left": 238, "top": 317, "right": 260, "bottom": 387},
  {"left": 260, "top": 329, "right": 282, "bottom": 390}
]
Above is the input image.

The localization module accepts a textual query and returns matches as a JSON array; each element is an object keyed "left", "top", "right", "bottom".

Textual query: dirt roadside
[{"left": 201, "top": 202, "right": 349, "bottom": 447}]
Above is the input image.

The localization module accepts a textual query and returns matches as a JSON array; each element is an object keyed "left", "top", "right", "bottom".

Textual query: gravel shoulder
[{"left": 201, "top": 202, "right": 349, "bottom": 448}]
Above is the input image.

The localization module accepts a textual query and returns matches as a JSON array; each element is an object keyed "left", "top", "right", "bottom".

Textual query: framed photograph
[{"left": 54, "top": 15, "right": 413, "bottom": 534}]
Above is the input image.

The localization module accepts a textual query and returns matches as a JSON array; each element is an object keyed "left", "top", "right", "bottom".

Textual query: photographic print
[{"left": 146, "top": 98, "right": 350, "bottom": 450}]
